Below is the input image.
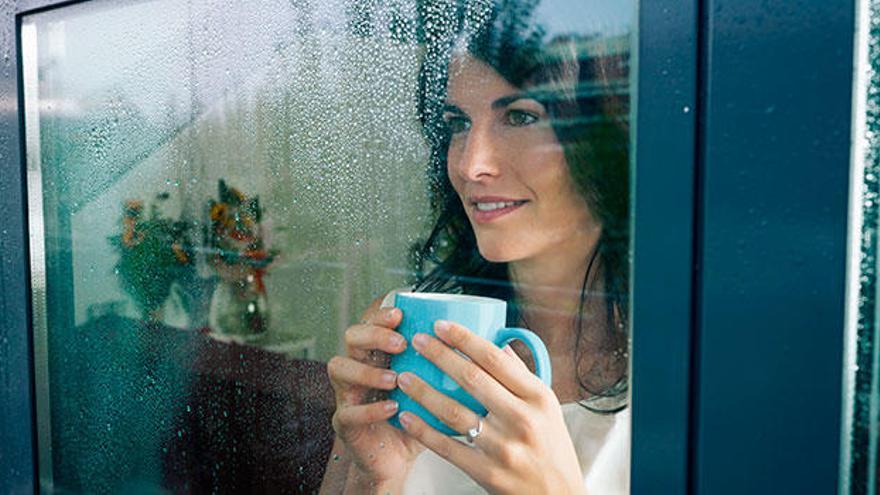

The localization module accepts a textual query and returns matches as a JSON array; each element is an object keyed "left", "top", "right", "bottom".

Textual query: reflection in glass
[{"left": 22, "top": 0, "right": 634, "bottom": 492}]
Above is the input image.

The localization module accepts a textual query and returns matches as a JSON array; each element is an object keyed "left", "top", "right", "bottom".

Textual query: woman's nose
[{"left": 455, "top": 126, "right": 501, "bottom": 181}]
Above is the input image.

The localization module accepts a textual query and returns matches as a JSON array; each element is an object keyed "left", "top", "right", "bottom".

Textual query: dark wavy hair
[{"left": 411, "top": 1, "right": 630, "bottom": 412}]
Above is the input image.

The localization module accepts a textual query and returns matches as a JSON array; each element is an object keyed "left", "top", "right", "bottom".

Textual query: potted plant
[
  {"left": 108, "top": 193, "right": 196, "bottom": 324},
  {"left": 206, "top": 180, "right": 278, "bottom": 341}
]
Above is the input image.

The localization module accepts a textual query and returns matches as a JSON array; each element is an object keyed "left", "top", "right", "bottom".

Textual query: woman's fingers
[
  {"left": 398, "top": 411, "right": 493, "bottom": 483},
  {"left": 397, "top": 372, "right": 479, "bottom": 435},
  {"left": 345, "top": 306, "right": 404, "bottom": 363},
  {"left": 397, "top": 371, "right": 509, "bottom": 459},
  {"left": 433, "top": 321, "right": 547, "bottom": 400},
  {"left": 398, "top": 411, "right": 479, "bottom": 462},
  {"left": 502, "top": 344, "right": 531, "bottom": 373},
  {"left": 333, "top": 400, "right": 400, "bottom": 431},
  {"left": 345, "top": 323, "right": 407, "bottom": 355},
  {"left": 327, "top": 356, "right": 399, "bottom": 400},
  {"left": 362, "top": 305, "right": 402, "bottom": 326},
  {"left": 410, "top": 333, "right": 522, "bottom": 419}
]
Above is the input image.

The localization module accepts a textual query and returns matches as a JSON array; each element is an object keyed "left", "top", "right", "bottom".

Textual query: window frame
[
  {"left": 630, "top": 1, "right": 699, "bottom": 492},
  {"left": 691, "top": 1, "right": 852, "bottom": 493},
  {"left": 0, "top": 0, "right": 854, "bottom": 493}
]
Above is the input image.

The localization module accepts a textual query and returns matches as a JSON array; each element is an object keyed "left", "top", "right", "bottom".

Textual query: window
[{"left": 20, "top": 0, "right": 637, "bottom": 492}]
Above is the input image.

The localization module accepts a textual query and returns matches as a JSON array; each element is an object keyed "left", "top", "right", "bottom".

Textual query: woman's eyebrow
[{"left": 491, "top": 93, "right": 532, "bottom": 109}]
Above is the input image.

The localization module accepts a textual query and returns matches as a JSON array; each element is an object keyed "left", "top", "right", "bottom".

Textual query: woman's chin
[{"left": 477, "top": 244, "right": 520, "bottom": 263}]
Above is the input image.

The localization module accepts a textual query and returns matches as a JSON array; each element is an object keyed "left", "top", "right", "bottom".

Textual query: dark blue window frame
[
  {"left": 0, "top": 0, "right": 852, "bottom": 493},
  {"left": 692, "top": 1, "right": 851, "bottom": 493}
]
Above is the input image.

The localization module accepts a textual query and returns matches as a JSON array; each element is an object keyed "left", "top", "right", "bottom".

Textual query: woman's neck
[
  {"left": 508, "top": 234, "right": 605, "bottom": 403},
  {"left": 507, "top": 224, "right": 602, "bottom": 350}
]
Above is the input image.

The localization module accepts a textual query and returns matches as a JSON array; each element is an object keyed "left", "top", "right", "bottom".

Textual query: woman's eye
[
  {"left": 506, "top": 109, "right": 539, "bottom": 127},
  {"left": 444, "top": 116, "right": 471, "bottom": 134}
]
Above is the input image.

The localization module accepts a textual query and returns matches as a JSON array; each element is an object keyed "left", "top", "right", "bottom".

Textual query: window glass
[
  {"left": 21, "top": 0, "right": 635, "bottom": 492},
  {"left": 843, "top": 0, "right": 880, "bottom": 492}
]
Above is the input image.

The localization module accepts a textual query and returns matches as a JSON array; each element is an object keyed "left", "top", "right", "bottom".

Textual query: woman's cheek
[{"left": 447, "top": 146, "right": 470, "bottom": 195}]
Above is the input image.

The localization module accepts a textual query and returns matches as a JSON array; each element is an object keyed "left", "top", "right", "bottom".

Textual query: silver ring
[{"left": 466, "top": 417, "right": 484, "bottom": 444}]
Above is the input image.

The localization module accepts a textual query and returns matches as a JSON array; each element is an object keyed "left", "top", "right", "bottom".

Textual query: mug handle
[{"left": 494, "top": 328, "right": 553, "bottom": 387}]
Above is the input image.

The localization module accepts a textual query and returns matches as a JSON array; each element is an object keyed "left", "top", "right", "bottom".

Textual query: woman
[{"left": 321, "top": 5, "right": 630, "bottom": 494}]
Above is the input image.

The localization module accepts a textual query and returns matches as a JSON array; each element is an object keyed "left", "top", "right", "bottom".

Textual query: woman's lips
[{"left": 470, "top": 200, "right": 528, "bottom": 223}]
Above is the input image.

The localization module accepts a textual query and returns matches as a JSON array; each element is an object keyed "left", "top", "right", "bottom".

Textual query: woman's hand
[
  {"left": 326, "top": 299, "right": 425, "bottom": 492},
  {"left": 395, "top": 320, "right": 584, "bottom": 495}
]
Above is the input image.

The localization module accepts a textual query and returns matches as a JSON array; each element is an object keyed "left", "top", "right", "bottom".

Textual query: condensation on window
[
  {"left": 21, "top": 0, "right": 634, "bottom": 492},
  {"left": 843, "top": 0, "right": 880, "bottom": 493}
]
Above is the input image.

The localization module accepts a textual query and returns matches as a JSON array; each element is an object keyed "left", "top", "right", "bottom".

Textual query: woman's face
[{"left": 444, "top": 55, "right": 597, "bottom": 264}]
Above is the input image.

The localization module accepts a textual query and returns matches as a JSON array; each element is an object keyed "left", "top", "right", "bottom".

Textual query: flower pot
[{"left": 208, "top": 274, "right": 269, "bottom": 341}]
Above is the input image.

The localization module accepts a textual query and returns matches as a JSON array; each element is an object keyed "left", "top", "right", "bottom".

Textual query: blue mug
[{"left": 388, "top": 292, "right": 552, "bottom": 435}]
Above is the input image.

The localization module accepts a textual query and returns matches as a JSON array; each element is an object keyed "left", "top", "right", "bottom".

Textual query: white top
[
  {"left": 401, "top": 404, "right": 630, "bottom": 494},
  {"left": 381, "top": 290, "right": 631, "bottom": 494}
]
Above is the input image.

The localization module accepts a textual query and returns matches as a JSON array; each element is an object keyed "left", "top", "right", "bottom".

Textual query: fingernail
[
  {"left": 389, "top": 334, "right": 405, "bottom": 348},
  {"left": 385, "top": 401, "right": 399, "bottom": 412},
  {"left": 388, "top": 308, "right": 402, "bottom": 320},
  {"left": 413, "top": 333, "right": 428, "bottom": 349},
  {"left": 382, "top": 371, "right": 397, "bottom": 385},
  {"left": 398, "top": 372, "right": 413, "bottom": 387},
  {"left": 434, "top": 320, "right": 450, "bottom": 335},
  {"left": 399, "top": 411, "right": 412, "bottom": 427}
]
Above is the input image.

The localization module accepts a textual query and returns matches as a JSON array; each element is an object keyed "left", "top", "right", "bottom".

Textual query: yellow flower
[
  {"left": 210, "top": 203, "right": 228, "bottom": 222},
  {"left": 172, "top": 242, "right": 190, "bottom": 264},
  {"left": 123, "top": 200, "right": 143, "bottom": 218},
  {"left": 230, "top": 187, "right": 246, "bottom": 203}
]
